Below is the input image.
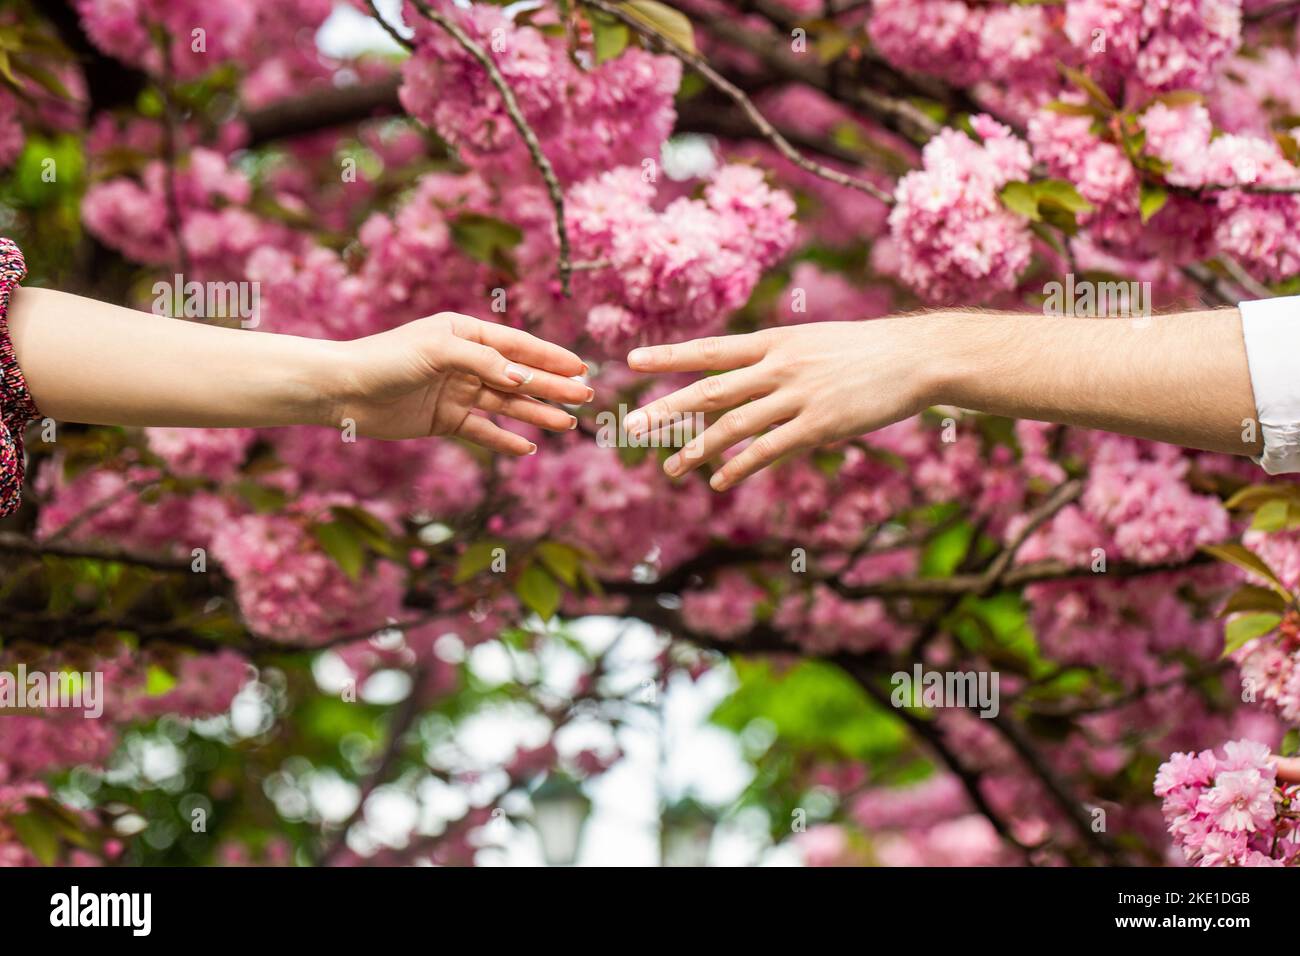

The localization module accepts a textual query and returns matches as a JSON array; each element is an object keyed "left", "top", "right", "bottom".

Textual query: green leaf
[
  {"left": 311, "top": 521, "right": 366, "bottom": 581},
  {"left": 1038, "top": 203, "right": 1080, "bottom": 236},
  {"left": 1283, "top": 728, "right": 1300, "bottom": 757},
  {"left": 455, "top": 540, "right": 504, "bottom": 583},
  {"left": 920, "top": 520, "right": 975, "bottom": 578},
  {"left": 1035, "top": 179, "right": 1094, "bottom": 214},
  {"left": 11, "top": 58, "right": 71, "bottom": 100},
  {"left": 516, "top": 562, "right": 562, "bottom": 621},
  {"left": 449, "top": 212, "right": 523, "bottom": 269},
  {"left": 1059, "top": 65, "right": 1115, "bottom": 112},
  {"left": 1223, "top": 483, "right": 1300, "bottom": 511},
  {"left": 1200, "top": 543, "right": 1291, "bottom": 597},
  {"left": 1145, "top": 91, "right": 1203, "bottom": 110},
  {"left": 331, "top": 505, "right": 400, "bottom": 559},
  {"left": 145, "top": 664, "right": 178, "bottom": 697},
  {"left": 1138, "top": 182, "right": 1168, "bottom": 224},
  {"left": 1251, "top": 498, "right": 1291, "bottom": 532},
  {"left": 233, "top": 480, "right": 288, "bottom": 513},
  {"left": 1223, "top": 612, "right": 1281, "bottom": 658},
  {"left": 0, "top": 49, "right": 18, "bottom": 89},
  {"left": 591, "top": 12, "right": 630, "bottom": 63},
  {"left": 711, "top": 659, "right": 909, "bottom": 761},
  {"left": 999, "top": 181, "right": 1040, "bottom": 221},
  {"left": 11, "top": 813, "right": 58, "bottom": 866},
  {"left": 1044, "top": 100, "right": 1105, "bottom": 118},
  {"left": 535, "top": 541, "right": 581, "bottom": 588},
  {"left": 1219, "top": 584, "right": 1289, "bottom": 618},
  {"left": 617, "top": 0, "right": 696, "bottom": 54},
  {"left": 816, "top": 29, "right": 852, "bottom": 65}
]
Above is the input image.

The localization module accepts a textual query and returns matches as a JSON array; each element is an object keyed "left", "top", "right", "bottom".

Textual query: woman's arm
[
  {"left": 7, "top": 287, "right": 592, "bottom": 454},
  {"left": 623, "top": 308, "right": 1261, "bottom": 491}
]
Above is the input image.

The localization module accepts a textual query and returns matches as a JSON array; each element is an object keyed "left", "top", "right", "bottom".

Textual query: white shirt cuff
[{"left": 1240, "top": 295, "right": 1300, "bottom": 475}]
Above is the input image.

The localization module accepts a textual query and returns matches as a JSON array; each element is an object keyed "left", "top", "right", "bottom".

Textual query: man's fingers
[
  {"left": 456, "top": 412, "right": 535, "bottom": 456},
  {"left": 479, "top": 389, "right": 577, "bottom": 432},
  {"left": 627, "top": 332, "right": 767, "bottom": 373},
  {"left": 475, "top": 321, "right": 587, "bottom": 377},
  {"left": 662, "top": 396, "right": 790, "bottom": 478},
  {"left": 446, "top": 339, "right": 594, "bottom": 405},
  {"left": 625, "top": 368, "right": 771, "bottom": 437},
  {"left": 708, "top": 419, "right": 808, "bottom": 491}
]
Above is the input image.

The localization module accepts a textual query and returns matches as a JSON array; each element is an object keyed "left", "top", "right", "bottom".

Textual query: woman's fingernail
[
  {"left": 664, "top": 454, "right": 681, "bottom": 476},
  {"left": 624, "top": 410, "right": 647, "bottom": 434},
  {"left": 584, "top": 386, "right": 595, "bottom": 402},
  {"left": 527, "top": 442, "right": 538, "bottom": 455},
  {"left": 628, "top": 348, "right": 649, "bottom": 367},
  {"left": 709, "top": 472, "right": 727, "bottom": 491},
  {"left": 505, "top": 363, "right": 534, "bottom": 385},
  {"left": 579, "top": 362, "right": 590, "bottom": 375},
  {"left": 569, "top": 416, "right": 578, "bottom": 430}
]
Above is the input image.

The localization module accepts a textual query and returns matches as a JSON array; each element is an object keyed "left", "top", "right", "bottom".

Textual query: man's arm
[
  {"left": 933, "top": 308, "right": 1260, "bottom": 458},
  {"left": 623, "top": 308, "right": 1263, "bottom": 491}
]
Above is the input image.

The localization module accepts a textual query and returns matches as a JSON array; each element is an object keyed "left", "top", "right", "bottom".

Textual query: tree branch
[
  {"left": 581, "top": 0, "right": 895, "bottom": 204},
  {"left": 408, "top": 0, "right": 576, "bottom": 294}
]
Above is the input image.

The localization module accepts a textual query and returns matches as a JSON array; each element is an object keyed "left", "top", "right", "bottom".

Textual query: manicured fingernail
[
  {"left": 579, "top": 362, "right": 589, "bottom": 375},
  {"left": 664, "top": 454, "right": 681, "bottom": 476},
  {"left": 584, "top": 386, "right": 595, "bottom": 402},
  {"left": 527, "top": 443, "right": 538, "bottom": 455},
  {"left": 569, "top": 416, "right": 578, "bottom": 430},
  {"left": 505, "top": 363, "right": 534, "bottom": 385},
  {"left": 628, "top": 348, "right": 649, "bottom": 367},
  {"left": 710, "top": 472, "right": 727, "bottom": 491},
  {"left": 624, "top": 411, "right": 647, "bottom": 434}
]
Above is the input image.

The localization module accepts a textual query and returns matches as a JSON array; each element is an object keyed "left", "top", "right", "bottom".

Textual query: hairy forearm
[
  {"left": 7, "top": 287, "right": 343, "bottom": 428},
  {"left": 925, "top": 308, "right": 1262, "bottom": 458}
]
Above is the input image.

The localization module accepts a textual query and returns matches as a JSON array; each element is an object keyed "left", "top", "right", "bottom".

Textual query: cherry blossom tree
[{"left": 3, "top": 0, "right": 1300, "bottom": 866}]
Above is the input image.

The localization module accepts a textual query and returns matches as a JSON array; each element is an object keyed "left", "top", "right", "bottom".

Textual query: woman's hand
[
  {"left": 624, "top": 318, "right": 941, "bottom": 491},
  {"left": 330, "top": 312, "right": 593, "bottom": 455}
]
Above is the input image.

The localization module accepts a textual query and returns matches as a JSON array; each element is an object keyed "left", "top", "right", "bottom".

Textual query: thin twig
[
  {"left": 1219, "top": 256, "right": 1272, "bottom": 300},
  {"left": 42, "top": 477, "right": 161, "bottom": 545},
  {"left": 974, "top": 479, "right": 1082, "bottom": 595},
  {"left": 581, "top": 0, "right": 895, "bottom": 205},
  {"left": 155, "top": 29, "right": 191, "bottom": 279},
  {"left": 317, "top": 666, "right": 426, "bottom": 866},
  {"left": 1244, "top": 0, "right": 1300, "bottom": 21},
  {"left": 408, "top": 0, "right": 575, "bottom": 294},
  {"left": 364, "top": 0, "right": 415, "bottom": 51}
]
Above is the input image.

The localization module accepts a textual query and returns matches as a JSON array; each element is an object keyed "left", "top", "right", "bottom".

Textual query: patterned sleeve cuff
[
  {"left": 1240, "top": 295, "right": 1300, "bottom": 475},
  {"left": 0, "top": 237, "right": 33, "bottom": 518}
]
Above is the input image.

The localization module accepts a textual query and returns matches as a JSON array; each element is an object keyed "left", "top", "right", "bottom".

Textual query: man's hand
[{"left": 623, "top": 318, "right": 940, "bottom": 491}]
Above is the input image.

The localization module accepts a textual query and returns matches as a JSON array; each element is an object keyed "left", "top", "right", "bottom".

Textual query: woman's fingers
[
  {"left": 456, "top": 412, "right": 535, "bottom": 456},
  {"left": 479, "top": 389, "right": 577, "bottom": 432},
  {"left": 627, "top": 332, "right": 768, "bottom": 373},
  {"left": 708, "top": 419, "right": 809, "bottom": 491},
  {"left": 1275, "top": 755, "right": 1300, "bottom": 785},
  {"left": 474, "top": 320, "right": 587, "bottom": 378},
  {"left": 445, "top": 338, "right": 594, "bottom": 405},
  {"left": 662, "top": 396, "right": 791, "bottom": 478},
  {"left": 625, "top": 368, "right": 771, "bottom": 437}
]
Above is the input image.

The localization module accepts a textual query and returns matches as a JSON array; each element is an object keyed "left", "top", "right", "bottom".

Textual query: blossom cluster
[
  {"left": 555, "top": 164, "right": 796, "bottom": 349},
  {"left": 887, "top": 115, "right": 1034, "bottom": 302},
  {"left": 1155, "top": 740, "right": 1297, "bottom": 866}
]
